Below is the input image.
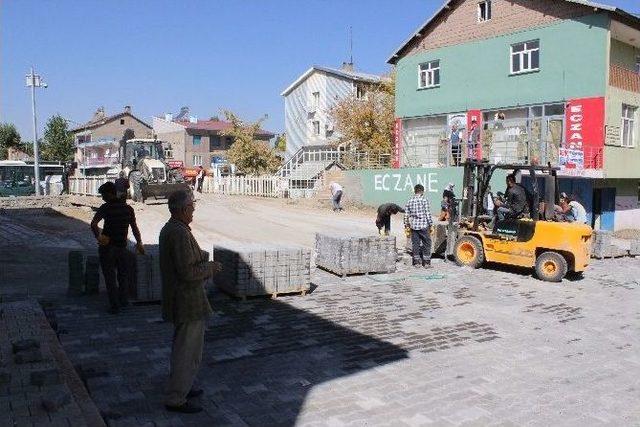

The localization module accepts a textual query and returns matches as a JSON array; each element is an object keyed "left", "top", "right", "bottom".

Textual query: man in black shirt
[
  {"left": 494, "top": 174, "right": 529, "bottom": 221},
  {"left": 375, "top": 203, "right": 405, "bottom": 236},
  {"left": 91, "top": 181, "right": 145, "bottom": 314}
]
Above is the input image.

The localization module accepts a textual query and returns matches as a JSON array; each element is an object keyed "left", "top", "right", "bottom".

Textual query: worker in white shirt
[{"left": 329, "top": 182, "right": 343, "bottom": 212}]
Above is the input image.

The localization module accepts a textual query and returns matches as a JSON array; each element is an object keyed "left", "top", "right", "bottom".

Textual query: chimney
[
  {"left": 165, "top": 113, "right": 173, "bottom": 122},
  {"left": 124, "top": 105, "right": 131, "bottom": 114},
  {"left": 341, "top": 62, "right": 354, "bottom": 72}
]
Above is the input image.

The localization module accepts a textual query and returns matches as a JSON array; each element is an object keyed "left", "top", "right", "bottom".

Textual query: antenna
[{"left": 349, "top": 26, "right": 353, "bottom": 65}]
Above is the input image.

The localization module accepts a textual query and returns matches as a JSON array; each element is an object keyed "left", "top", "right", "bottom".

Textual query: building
[
  {"left": 71, "top": 106, "right": 152, "bottom": 175},
  {"left": 153, "top": 112, "right": 275, "bottom": 169},
  {"left": 388, "top": 0, "right": 640, "bottom": 230},
  {"left": 281, "top": 64, "right": 387, "bottom": 160}
]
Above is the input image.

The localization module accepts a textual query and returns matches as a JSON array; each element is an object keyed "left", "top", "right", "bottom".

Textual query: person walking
[
  {"left": 90, "top": 182, "right": 144, "bottom": 314},
  {"left": 375, "top": 203, "right": 405, "bottom": 236},
  {"left": 195, "top": 166, "right": 205, "bottom": 193},
  {"left": 159, "top": 190, "right": 222, "bottom": 414},
  {"left": 404, "top": 184, "right": 434, "bottom": 269},
  {"left": 330, "top": 182, "right": 343, "bottom": 212}
]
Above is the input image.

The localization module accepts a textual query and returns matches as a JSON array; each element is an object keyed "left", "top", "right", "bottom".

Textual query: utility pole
[{"left": 25, "top": 67, "right": 47, "bottom": 195}]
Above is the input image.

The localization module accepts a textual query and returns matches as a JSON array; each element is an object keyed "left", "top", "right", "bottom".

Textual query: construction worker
[
  {"left": 195, "top": 166, "right": 205, "bottom": 193},
  {"left": 91, "top": 182, "right": 144, "bottom": 314},
  {"left": 404, "top": 184, "right": 434, "bottom": 269},
  {"left": 330, "top": 182, "right": 343, "bottom": 212},
  {"left": 375, "top": 203, "right": 405, "bottom": 236},
  {"left": 114, "top": 171, "right": 130, "bottom": 201},
  {"left": 557, "top": 193, "right": 587, "bottom": 224}
]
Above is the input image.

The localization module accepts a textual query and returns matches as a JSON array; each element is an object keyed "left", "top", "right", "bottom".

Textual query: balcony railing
[{"left": 609, "top": 64, "right": 640, "bottom": 93}]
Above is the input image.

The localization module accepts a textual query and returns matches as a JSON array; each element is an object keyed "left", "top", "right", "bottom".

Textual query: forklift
[{"left": 444, "top": 160, "right": 592, "bottom": 282}]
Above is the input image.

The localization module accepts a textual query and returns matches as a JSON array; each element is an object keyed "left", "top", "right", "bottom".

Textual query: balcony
[{"left": 609, "top": 64, "right": 640, "bottom": 93}]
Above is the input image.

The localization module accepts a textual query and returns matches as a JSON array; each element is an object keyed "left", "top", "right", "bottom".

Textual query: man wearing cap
[{"left": 91, "top": 181, "right": 145, "bottom": 314}]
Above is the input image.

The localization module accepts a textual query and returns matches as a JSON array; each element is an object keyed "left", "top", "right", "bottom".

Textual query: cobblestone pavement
[{"left": 2, "top": 210, "right": 640, "bottom": 426}]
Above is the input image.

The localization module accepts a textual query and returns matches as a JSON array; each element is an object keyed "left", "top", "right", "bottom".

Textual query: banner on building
[
  {"left": 392, "top": 118, "right": 402, "bottom": 168},
  {"left": 167, "top": 160, "right": 184, "bottom": 169},
  {"left": 563, "top": 97, "right": 605, "bottom": 169},
  {"left": 466, "top": 109, "right": 483, "bottom": 160}
]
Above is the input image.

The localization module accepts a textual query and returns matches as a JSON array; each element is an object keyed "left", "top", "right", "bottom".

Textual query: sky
[{"left": 1, "top": 0, "right": 638, "bottom": 140}]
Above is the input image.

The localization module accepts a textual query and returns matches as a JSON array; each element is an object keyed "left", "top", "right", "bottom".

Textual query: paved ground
[{"left": 1, "top": 196, "right": 640, "bottom": 426}]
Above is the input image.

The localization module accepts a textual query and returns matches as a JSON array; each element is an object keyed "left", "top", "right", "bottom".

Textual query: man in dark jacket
[
  {"left": 90, "top": 182, "right": 144, "bottom": 314},
  {"left": 375, "top": 203, "right": 405, "bottom": 235},
  {"left": 494, "top": 174, "right": 529, "bottom": 220}
]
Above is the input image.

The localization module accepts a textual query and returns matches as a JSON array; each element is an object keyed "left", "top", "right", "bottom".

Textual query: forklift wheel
[
  {"left": 535, "top": 251, "right": 567, "bottom": 282},
  {"left": 454, "top": 236, "right": 484, "bottom": 268}
]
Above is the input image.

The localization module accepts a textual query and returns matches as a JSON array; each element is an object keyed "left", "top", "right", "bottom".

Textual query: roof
[
  {"left": 71, "top": 111, "right": 151, "bottom": 133},
  {"left": 281, "top": 66, "right": 387, "bottom": 96},
  {"left": 387, "top": 0, "right": 640, "bottom": 64},
  {"left": 174, "top": 119, "right": 275, "bottom": 138}
]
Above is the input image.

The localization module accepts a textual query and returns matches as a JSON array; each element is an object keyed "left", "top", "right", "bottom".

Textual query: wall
[
  {"left": 89, "top": 115, "right": 152, "bottom": 140},
  {"left": 402, "top": 0, "right": 594, "bottom": 58},
  {"left": 610, "top": 39, "right": 640, "bottom": 70},
  {"left": 343, "top": 167, "right": 507, "bottom": 209},
  {"left": 284, "top": 70, "right": 353, "bottom": 159},
  {"left": 395, "top": 14, "right": 609, "bottom": 119},
  {"left": 603, "top": 179, "right": 640, "bottom": 230}
]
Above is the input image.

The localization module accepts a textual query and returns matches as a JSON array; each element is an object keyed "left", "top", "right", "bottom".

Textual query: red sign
[
  {"left": 167, "top": 160, "right": 184, "bottom": 169},
  {"left": 392, "top": 118, "right": 402, "bottom": 169},
  {"left": 466, "top": 110, "right": 483, "bottom": 160},
  {"left": 563, "top": 97, "right": 605, "bottom": 169}
]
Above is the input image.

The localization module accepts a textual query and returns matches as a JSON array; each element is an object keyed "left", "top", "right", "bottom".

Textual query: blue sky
[{"left": 1, "top": 0, "right": 638, "bottom": 140}]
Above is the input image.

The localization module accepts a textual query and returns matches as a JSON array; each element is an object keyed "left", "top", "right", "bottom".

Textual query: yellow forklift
[{"left": 445, "top": 161, "right": 592, "bottom": 282}]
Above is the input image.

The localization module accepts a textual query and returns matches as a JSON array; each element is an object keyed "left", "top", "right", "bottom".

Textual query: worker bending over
[{"left": 375, "top": 203, "right": 405, "bottom": 236}]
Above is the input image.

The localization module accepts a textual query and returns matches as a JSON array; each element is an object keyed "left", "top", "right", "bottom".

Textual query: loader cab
[{"left": 121, "top": 139, "right": 165, "bottom": 169}]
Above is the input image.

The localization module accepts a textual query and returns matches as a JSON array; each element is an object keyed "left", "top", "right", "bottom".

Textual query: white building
[{"left": 281, "top": 64, "right": 385, "bottom": 160}]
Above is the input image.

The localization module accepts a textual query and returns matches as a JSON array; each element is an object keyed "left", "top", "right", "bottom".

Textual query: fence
[
  {"left": 69, "top": 176, "right": 109, "bottom": 196},
  {"left": 202, "top": 176, "right": 286, "bottom": 198}
]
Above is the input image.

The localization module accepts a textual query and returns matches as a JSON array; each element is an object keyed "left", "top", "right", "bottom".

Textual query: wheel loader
[
  {"left": 442, "top": 161, "right": 592, "bottom": 282},
  {"left": 106, "top": 138, "right": 190, "bottom": 203}
]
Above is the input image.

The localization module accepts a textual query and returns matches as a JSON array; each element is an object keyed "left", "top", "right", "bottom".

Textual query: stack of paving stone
[
  {"left": 213, "top": 243, "right": 311, "bottom": 298},
  {"left": 132, "top": 246, "right": 169, "bottom": 302},
  {"left": 630, "top": 240, "right": 640, "bottom": 257},
  {"left": 591, "top": 230, "right": 628, "bottom": 259},
  {"left": 315, "top": 233, "right": 396, "bottom": 276}
]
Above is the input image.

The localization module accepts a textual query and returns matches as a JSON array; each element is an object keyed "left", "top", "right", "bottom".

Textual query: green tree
[
  {"left": 221, "top": 110, "right": 281, "bottom": 175},
  {"left": 275, "top": 133, "right": 286, "bottom": 152},
  {"left": 329, "top": 70, "right": 395, "bottom": 156},
  {"left": 0, "top": 123, "right": 22, "bottom": 160},
  {"left": 41, "top": 114, "right": 74, "bottom": 161}
]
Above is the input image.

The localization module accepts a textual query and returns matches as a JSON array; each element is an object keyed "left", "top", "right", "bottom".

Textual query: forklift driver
[{"left": 494, "top": 174, "right": 529, "bottom": 221}]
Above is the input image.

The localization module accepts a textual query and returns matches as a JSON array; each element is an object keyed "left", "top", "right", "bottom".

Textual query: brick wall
[{"left": 404, "top": 0, "right": 593, "bottom": 57}]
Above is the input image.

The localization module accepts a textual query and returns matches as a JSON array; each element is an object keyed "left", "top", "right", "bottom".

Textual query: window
[
  {"left": 636, "top": 56, "right": 640, "bottom": 74},
  {"left": 313, "top": 121, "right": 320, "bottom": 135},
  {"left": 418, "top": 60, "right": 440, "bottom": 88},
  {"left": 193, "top": 135, "right": 201, "bottom": 145},
  {"left": 478, "top": 0, "right": 492, "bottom": 22},
  {"left": 356, "top": 84, "right": 367, "bottom": 100},
  {"left": 312, "top": 91, "right": 320, "bottom": 107},
  {"left": 210, "top": 136, "right": 221, "bottom": 150},
  {"left": 120, "top": 119, "right": 125, "bottom": 125},
  {"left": 164, "top": 148, "right": 173, "bottom": 159},
  {"left": 621, "top": 104, "right": 637, "bottom": 147},
  {"left": 192, "top": 155, "right": 203, "bottom": 166},
  {"left": 511, "top": 40, "right": 539, "bottom": 74}
]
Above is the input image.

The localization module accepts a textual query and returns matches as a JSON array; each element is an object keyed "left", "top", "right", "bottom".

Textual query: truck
[{"left": 106, "top": 138, "right": 189, "bottom": 203}]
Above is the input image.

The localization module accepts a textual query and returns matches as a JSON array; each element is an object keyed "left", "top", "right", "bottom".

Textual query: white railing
[
  {"left": 202, "top": 176, "right": 286, "bottom": 198},
  {"left": 69, "top": 176, "right": 110, "bottom": 196}
]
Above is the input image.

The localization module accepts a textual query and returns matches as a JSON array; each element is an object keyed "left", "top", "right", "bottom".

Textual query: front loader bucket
[{"left": 141, "top": 182, "right": 191, "bottom": 200}]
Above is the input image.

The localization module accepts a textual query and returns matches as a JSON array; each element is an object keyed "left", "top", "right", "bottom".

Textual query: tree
[
  {"left": 0, "top": 123, "right": 22, "bottom": 160},
  {"left": 41, "top": 114, "right": 74, "bottom": 161},
  {"left": 329, "top": 70, "right": 395, "bottom": 156},
  {"left": 275, "top": 133, "right": 286, "bottom": 152},
  {"left": 221, "top": 110, "right": 281, "bottom": 175}
]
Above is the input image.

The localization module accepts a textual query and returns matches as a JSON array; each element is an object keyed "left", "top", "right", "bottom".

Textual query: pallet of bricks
[
  {"left": 591, "top": 230, "right": 628, "bottom": 259},
  {"left": 315, "top": 233, "right": 396, "bottom": 277},
  {"left": 213, "top": 243, "right": 311, "bottom": 299}
]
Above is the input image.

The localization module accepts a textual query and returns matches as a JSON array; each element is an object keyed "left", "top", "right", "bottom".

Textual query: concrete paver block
[{"left": 315, "top": 233, "right": 396, "bottom": 276}]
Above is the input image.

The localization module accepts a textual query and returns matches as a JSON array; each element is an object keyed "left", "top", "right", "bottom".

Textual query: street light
[{"left": 25, "top": 67, "right": 47, "bottom": 195}]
